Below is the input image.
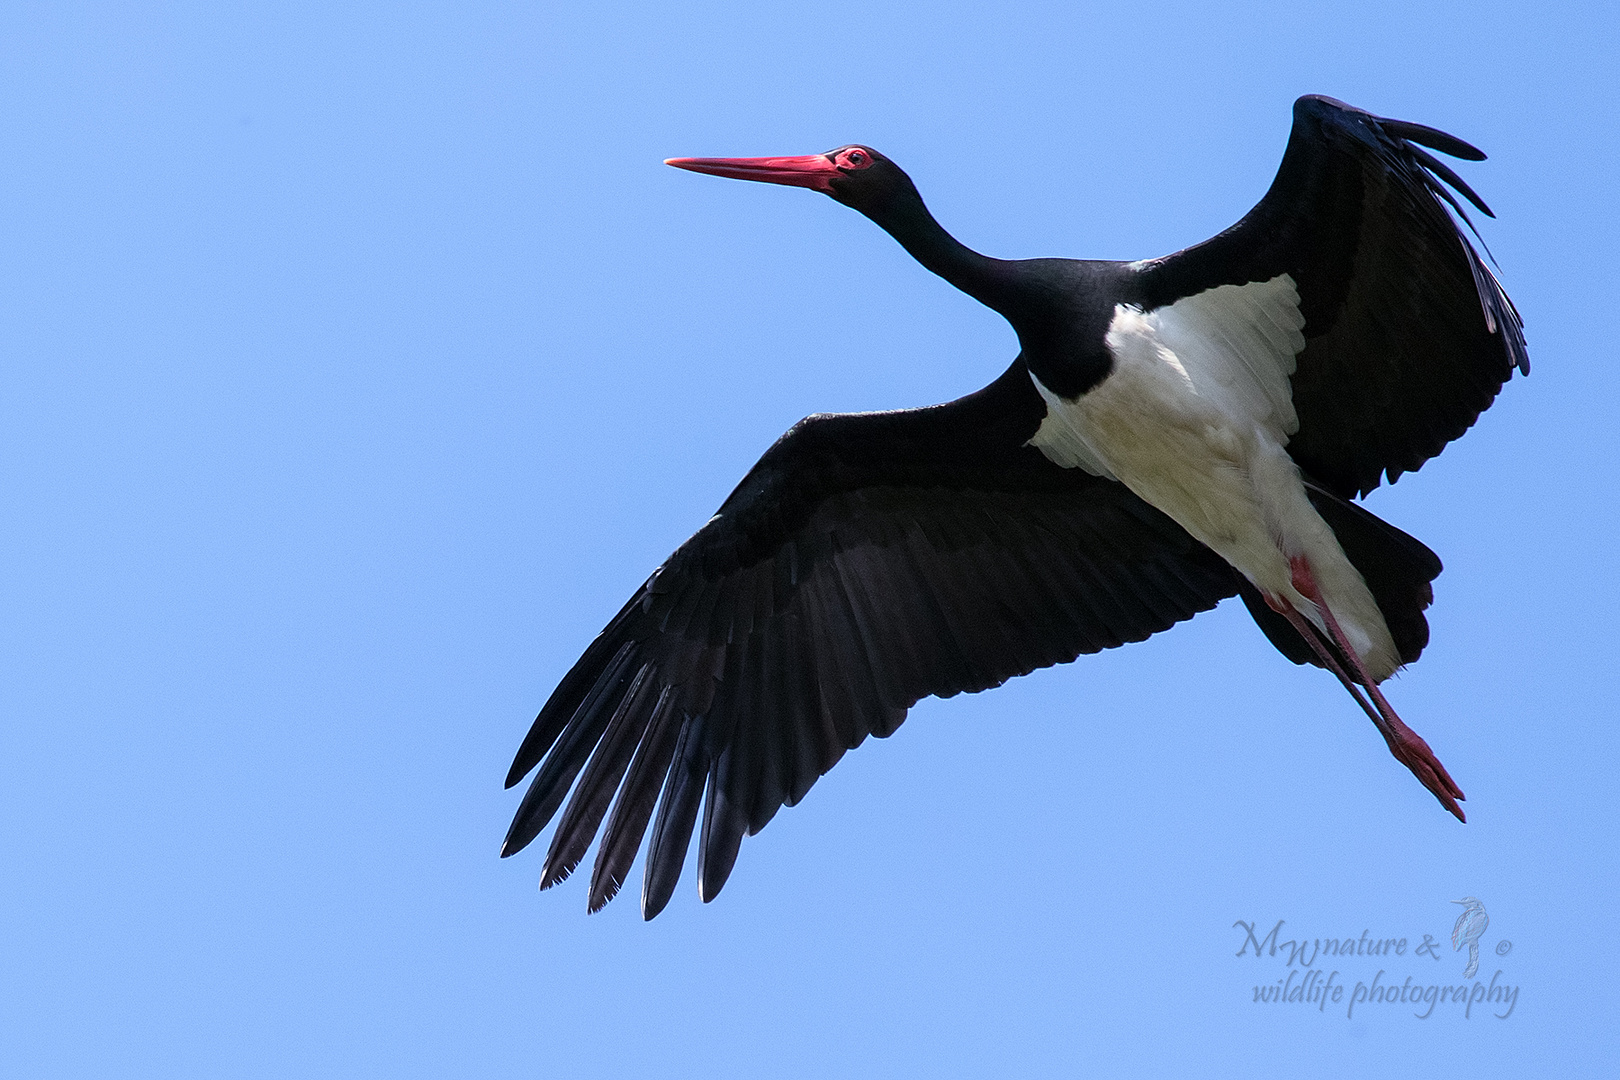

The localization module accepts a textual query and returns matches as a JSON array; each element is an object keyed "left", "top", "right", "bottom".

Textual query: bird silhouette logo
[{"left": 1451, "top": 898, "right": 1490, "bottom": 978}]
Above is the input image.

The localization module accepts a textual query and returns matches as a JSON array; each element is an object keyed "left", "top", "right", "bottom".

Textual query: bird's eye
[{"left": 838, "top": 148, "right": 873, "bottom": 169}]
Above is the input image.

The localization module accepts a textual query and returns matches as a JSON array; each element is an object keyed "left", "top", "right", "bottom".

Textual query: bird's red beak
[{"left": 665, "top": 154, "right": 841, "bottom": 193}]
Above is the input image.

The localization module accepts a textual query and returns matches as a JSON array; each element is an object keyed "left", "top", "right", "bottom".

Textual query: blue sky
[{"left": 2, "top": 1, "right": 1616, "bottom": 1076}]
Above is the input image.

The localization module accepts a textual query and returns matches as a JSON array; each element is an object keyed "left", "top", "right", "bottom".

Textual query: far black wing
[
  {"left": 1135, "top": 95, "right": 1528, "bottom": 499},
  {"left": 502, "top": 360, "right": 1238, "bottom": 918}
]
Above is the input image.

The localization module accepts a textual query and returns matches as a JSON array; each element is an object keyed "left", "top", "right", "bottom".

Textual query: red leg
[
  {"left": 1265, "top": 596, "right": 1383, "bottom": 725},
  {"left": 1283, "top": 556, "right": 1467, "bottom": 822}
]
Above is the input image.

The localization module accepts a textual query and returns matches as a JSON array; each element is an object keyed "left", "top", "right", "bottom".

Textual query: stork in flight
[{"left": 504, "top": 96, "right": 1527, "bottom": 918}]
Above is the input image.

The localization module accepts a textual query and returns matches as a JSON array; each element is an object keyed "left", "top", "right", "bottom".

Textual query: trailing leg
[{"left": 1283, "top": 555, "right": 1466, "bottom": 821}]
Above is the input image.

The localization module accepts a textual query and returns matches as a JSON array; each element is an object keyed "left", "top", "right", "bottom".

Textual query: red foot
[{"left": 1379, "top": 719, "right": 1467, "bottom": 822}]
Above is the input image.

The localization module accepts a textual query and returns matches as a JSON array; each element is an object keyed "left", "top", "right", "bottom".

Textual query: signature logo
[
  {"left": 1232, "top": 898, "right": 1518, "bottom": 1019},
  {"left": 1451, "top": 898, "right": 1489, "bottom": 978}
]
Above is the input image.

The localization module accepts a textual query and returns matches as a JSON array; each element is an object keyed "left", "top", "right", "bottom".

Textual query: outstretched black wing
[
  {"left": 1135, "top": 95, "right": 1528, "bottom": 499},
  {"left": 502, "top": 360, "right": 1238, "bottom": 917}
]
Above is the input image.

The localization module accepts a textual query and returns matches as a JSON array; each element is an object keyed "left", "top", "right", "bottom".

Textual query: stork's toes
[{"left": 1385, "top": 728, "right": 1466, "bottom": 822}]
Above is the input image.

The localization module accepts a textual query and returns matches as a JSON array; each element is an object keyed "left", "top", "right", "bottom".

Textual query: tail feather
[{"left": 1244, "top": 481, "right": 1442, "bottom": 675}]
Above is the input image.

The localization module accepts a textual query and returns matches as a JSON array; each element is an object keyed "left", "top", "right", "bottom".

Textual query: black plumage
[
  {"left": 503, "top": 97, "right": 1526, "bottom": 917},
  {"left": 1135, "top": 97, "right": 1526, "bottom": 498},
  {"left": 508, "top": 363, "right": 1239, "bottom": 915}
]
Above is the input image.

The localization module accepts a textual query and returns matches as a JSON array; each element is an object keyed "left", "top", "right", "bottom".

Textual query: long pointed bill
[{"left": 665, "top": 154, "right": 840, "bottom": 193}]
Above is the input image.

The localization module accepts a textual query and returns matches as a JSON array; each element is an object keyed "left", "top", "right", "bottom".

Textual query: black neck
[{"left": 856, "top": 186, "right": 1033, "bottom": 323}]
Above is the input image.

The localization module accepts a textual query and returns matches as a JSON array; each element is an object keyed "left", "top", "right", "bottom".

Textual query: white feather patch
[
  {"left": 1026, "top": 274, "right": 1399, "bottom": 678},
  {"left": 1029, "top": 274, "right": 1304, "bottom": 473},
  {"left": 1146, "top": 274, "right": 1305, "bottom": 438},
  {"left": 1026, "top": 380, "right": 1119, "bottom": 478}
]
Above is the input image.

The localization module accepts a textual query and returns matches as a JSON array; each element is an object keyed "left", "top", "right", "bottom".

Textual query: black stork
[{"left": 503, "top": 96, "right": 1528, "bottom": 918}]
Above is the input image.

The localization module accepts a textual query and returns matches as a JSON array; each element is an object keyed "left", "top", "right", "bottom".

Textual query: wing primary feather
[
  {"left": 1420, "top": 177, "right": 1489, "bottom": 253},
  {"left": 1459, "top": 238, "right": 1529, "bottom": 376},
  {"left": 588, "top": 685, "right": 681, "bottom": 912},
  {"left": 1478, "top": 258, "right": 1531, "bottom": 375},
  {"left": 1457, "top": 237, "right": 1503, "bottom": 336},
  {"left": 500, "top": 641, "right": 641, "bottom": 857},
  {"left": 706, "top": 640, "right": 762, "bottom": 843},
  {"left": 748, "top": 610, "right": 797, "bottom": 832},
  {"left": 539, "top": 661, "right": 659, "bottom": 889},
  {"left": 777, "top": 605, "right": 832, "bottom": 808},
  {"left": 642, "top": 711, "right": 709, "bottom": 920},
  {"left": 504, "top": 598, "right": 643, "bottom": 788},
  {"left": 1376, "top": 117, "right": 1488, "bottom": 161},
  {"left": 1403, "top": 144, "right": 1494, "bottom": 218},
  {"left": 698, "top": 755, "right": 749, "bottom": 903}
]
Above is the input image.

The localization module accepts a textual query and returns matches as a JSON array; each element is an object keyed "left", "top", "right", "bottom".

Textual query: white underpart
[{"left": 1028, "top": 274, "right": 1401, "bottom": 681}]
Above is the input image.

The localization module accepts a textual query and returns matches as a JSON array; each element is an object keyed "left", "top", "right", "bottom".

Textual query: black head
[{"left": 665, "top": 145, "right": 918, "bottom": 219}]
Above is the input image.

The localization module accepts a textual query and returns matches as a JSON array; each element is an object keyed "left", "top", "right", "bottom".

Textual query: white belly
[{"left": 1027, "top": 277, "right": 1401, "bottom": 679}]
